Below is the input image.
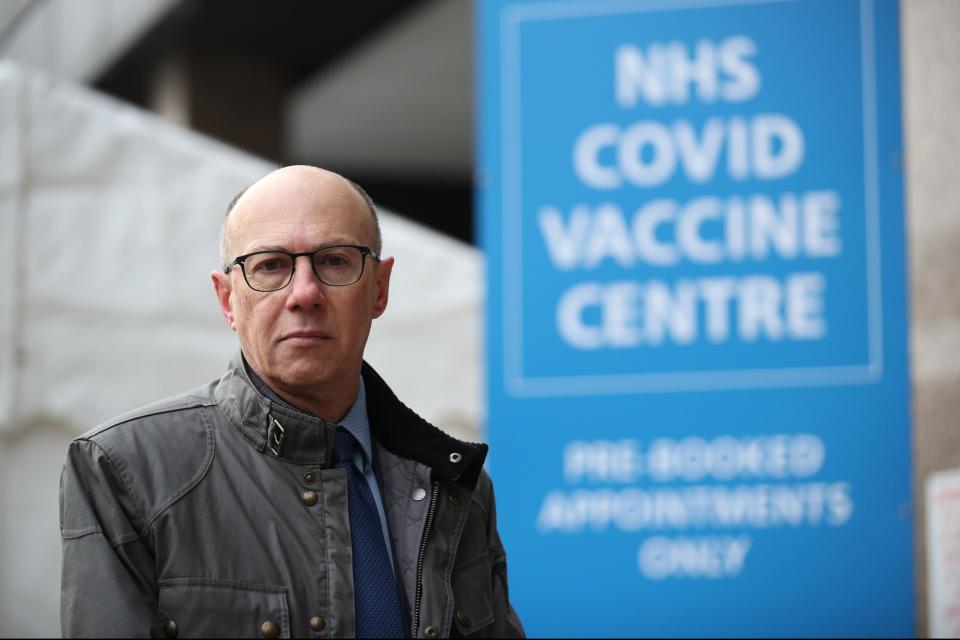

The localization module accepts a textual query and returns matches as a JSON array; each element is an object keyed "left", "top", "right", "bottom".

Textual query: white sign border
[{"left": 499, "top": 0, "right": 884, "bottom": 397}]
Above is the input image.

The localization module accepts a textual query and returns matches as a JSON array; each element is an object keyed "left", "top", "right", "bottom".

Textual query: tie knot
[{"left": 333, "top": 428, "right": 357, "bottom": 468}]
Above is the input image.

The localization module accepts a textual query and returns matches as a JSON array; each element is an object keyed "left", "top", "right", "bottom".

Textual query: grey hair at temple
[{"left": 218, "top": 172, "right": 383, "bottom": 268}]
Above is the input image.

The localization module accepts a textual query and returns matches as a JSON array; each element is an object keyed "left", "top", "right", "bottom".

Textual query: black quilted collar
[{"left": 362, "top": 362, "right": 488, "bottom": 491}]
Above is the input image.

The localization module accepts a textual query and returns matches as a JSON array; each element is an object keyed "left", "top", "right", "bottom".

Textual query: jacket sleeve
[
  {"left": 485, "top": 480, "right": 526, "bottom": 638},
  {"left": 60, "top": 439, "right": 160, "bottom": 638}
]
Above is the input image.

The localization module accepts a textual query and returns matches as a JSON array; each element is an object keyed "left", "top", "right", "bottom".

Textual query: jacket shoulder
[
  {"left": 81, "top": 382, "right": 217, "bottom": 439},
  {"left": 70, "top": 381, "right": 220, "bottom": 530}
]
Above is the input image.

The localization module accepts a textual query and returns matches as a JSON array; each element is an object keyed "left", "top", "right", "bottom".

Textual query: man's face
[{"left": 211, "top": 166, "right": 392, "bottom": 400}]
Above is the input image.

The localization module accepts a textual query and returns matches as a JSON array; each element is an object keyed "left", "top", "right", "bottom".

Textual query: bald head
[{"left": 219, "top": 166, "right": 381, "bottom": 267}]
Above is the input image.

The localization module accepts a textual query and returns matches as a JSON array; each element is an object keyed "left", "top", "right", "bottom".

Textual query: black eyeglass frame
[{"left": 224, "top": 244, "right": 381, "bottom": 291}]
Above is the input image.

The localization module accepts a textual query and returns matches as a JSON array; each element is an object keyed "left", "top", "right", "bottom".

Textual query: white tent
[{"left": 0, "top": 60, "right": 482, "bottom": 636}]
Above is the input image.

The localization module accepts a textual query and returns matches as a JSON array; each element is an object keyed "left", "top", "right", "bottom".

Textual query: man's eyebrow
[{"left": 242, "top": 244, "right": 290, "bottom": 254}]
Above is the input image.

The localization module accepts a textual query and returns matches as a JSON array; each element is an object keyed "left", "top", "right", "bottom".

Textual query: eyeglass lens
[{"left": 243, "top": 247, "right": 366, "bottom": 291}]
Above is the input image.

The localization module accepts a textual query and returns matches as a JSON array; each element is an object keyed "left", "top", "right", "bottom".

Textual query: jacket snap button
[
  {"left": 260, "top": 620, "right": 280, "bottom": 638},
  {"left": 303, "top": 471, "right": 317, "bottom": 484},
  {"left": 309, "top": 615, "right": 325, "bottom": 631},
  {"left": 456, "top": 610, "right": 473, "bottom": 627},
  {"left": 163, "top": 619, "right": 178, "bottom": 639},
  {"left": 303, "top": 490, "right": 319, "bottom": 506},
  {"left": 424, "top": 625, "right": 439, "bottom": 638},
  {"left": 448, "top": 493, "right": 462, "bottom": 506},
  {"left": 412, "top": 487, "right": 426, "bottom": 501}
]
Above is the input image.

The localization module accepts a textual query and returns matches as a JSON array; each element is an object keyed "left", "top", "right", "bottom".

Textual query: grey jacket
[{"left": 59, "top": 355, "right": 525, "bottom": 639}]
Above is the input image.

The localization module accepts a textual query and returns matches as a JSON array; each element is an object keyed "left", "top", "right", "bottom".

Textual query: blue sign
[{"left": 477, "top": 0, "right": 911, "bottom": 636}]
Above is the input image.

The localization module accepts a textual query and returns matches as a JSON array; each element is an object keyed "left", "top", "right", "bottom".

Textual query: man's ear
[
  {"left": 372, "top": 256, "right": 393, "bottom": 319},
  {"left": 211, "top": 270, "right": 237, "bottom": 330}
]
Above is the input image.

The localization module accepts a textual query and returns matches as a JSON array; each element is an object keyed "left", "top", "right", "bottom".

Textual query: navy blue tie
[{"left": 333, "top": 428, "right": 407, "bottom": 638}]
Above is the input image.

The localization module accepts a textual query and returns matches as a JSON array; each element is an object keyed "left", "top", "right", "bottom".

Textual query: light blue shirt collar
[{"left": 337, "top": 377, "right": 373, "bottom": 473}]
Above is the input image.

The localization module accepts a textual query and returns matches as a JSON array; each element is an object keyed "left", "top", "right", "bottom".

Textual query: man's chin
[
  {"left": 274, "top": 337, "right": 336, "bottom": 362},
  {"left": 274, "top": 354, "right": 347, "bottom": 387}
]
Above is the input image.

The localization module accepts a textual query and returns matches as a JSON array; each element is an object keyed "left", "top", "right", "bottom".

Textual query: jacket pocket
[
  {"left": 450, "top": 552, "right": 495, "bottom": 637},
  {"left": 158, "top": 578, "right": 289, "bottom": 639}
]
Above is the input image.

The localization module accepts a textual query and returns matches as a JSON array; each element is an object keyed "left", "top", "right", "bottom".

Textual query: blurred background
[{"left": 0, "top": 0, "right": 957, "bottom": 636}]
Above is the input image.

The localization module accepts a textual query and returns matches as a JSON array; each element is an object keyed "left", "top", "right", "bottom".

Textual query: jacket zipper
[{"left": 411, "top": 481, "right": 440, "bottom": 638}]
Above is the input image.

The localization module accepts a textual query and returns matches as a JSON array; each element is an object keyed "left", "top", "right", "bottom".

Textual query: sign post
[{"left": 477, "top": 0, "right": 912, "bottom": 635}]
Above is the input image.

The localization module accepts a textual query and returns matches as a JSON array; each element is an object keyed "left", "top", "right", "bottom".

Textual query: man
[{"left": 59, "top": 166, "right": 525, "bottom": 638}]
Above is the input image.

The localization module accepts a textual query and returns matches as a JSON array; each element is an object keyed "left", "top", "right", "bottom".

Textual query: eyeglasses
[{"left": 225, "top": 245, "right": 380, "bottom": 292}]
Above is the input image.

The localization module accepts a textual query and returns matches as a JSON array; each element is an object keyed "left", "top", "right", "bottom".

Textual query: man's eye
[
  {"left": 250, "top": 256, "right": 290, "bottom": 272},
  {"left": 319, "top": 254, "right": 350, "bottom": 267}
]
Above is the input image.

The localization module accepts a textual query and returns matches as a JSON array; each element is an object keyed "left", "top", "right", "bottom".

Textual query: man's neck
[{"left": 243, "top": 357, "right": 359, "bottom": 423}]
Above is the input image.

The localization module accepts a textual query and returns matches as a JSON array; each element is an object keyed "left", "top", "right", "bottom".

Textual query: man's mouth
[{"left": 281, "top": 331, "right": 331, "bottom": 342}]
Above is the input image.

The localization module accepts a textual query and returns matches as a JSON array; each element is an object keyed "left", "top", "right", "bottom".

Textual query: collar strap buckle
[{"left": 267, "top": 417, "right": 285, "bottom": 457}]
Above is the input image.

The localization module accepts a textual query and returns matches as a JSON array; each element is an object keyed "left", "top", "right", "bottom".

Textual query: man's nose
[{"left": 285, "top": 255, "right": 326, "bottom": 308}]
